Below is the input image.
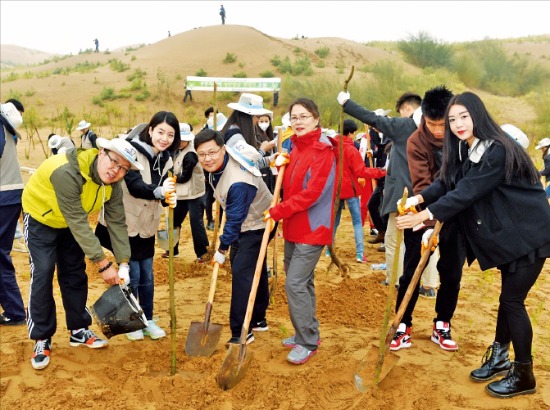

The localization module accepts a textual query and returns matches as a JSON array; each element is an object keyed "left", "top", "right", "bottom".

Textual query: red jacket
[
  {"left": 331, "top": 136, "right": 386, "bottom": 199},
  {"left": 270, "top": 128, "right": 336, "bottom": 245}
]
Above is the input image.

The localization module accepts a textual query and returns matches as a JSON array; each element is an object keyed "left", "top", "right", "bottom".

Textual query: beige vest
[
  {"left": 122, "top": 150, "right": 172, "bottom": 238},
  {"left": 173, "top": 142, "right": 205, "bottom": 200},
  {"left": 213, "top": 156, "right": 272, "bottom": 232}
]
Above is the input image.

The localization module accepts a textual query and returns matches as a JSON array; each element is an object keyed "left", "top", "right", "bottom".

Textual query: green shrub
[
  {"left": 398, "top": 31, "right": 454, "bottom": 69},
  {"left": 2, "top": 72, "right": 20, "bottom": 82},
  {"left": 109, "top": 59, "right": 130, "bottom": 73},
  {"left": 223, "top": 53, "right": 237, "bottom": 63},
  {"left": 315, "top": 61, "right": 326, "bottom": 69},
  {"left": 25, "top": 88, "right": 36, "bottom": 97},
  {"left": 127, "top": 68, "right": 147, "bottom": 81},
  {"left": 100, "top": 87, "right": 118, "bottom": 100},
  {"left": 195, "top": 68, "right": 207, "bottom": 77},
  {"left": 232, "top": 71, "right": 247, "bottom": 78},
  {"left": 315, "top": 46, "right": 330, "bottom": 59},
  {"left": 259, "top": 70, "right": 275, "bottom": 78}
]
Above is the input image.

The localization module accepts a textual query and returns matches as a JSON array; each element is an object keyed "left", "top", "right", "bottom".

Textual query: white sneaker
[
  {"left": 143, "top": 319, "right": 166, "bottom": 340},
  {"left": 126, "top": 329, "right": 144, "bottom": 341}
]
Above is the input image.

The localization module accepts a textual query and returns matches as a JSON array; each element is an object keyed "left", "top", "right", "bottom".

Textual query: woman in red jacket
[{"left": 268, "top": 98, "right": 336, "bottom": 365}]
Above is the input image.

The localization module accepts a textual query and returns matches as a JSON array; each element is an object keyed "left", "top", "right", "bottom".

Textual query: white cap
[
  {"left": 501, "top": 124, "right": 529, "bottom": 149},
  {"left": 535, "top": 137, "right": 550, "bottom": 150},
  {"left": 96, "top": 137, "right": 144, "bottom": 170}
]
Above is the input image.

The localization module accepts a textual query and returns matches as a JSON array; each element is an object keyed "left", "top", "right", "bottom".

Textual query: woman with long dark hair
[{"left": 396, "top": 92, "right": 550, "bottom": 398}]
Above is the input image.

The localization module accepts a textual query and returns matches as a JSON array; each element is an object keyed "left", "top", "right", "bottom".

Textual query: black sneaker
[
  {"left": 225, "top": 332, "right": 254, "bottom": 347},
  {"left": 0, "top": 313, "right": 26, "bottom": 326},
  {"left": 69, "top": 329, "right": 108, "bottom": 349},
  {"left": 252, "top": 320, "right": 269, "bottom": 332},
  {"left": 31, "top": 339, "right": 51, "bottom": 370}
]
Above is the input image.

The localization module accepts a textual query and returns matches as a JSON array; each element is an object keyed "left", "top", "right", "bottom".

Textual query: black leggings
[{"left": 495, "top": 256, "right": 544, "bottom": 362}]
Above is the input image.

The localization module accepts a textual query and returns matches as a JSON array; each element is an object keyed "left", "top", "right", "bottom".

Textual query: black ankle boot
[
  {"left": 485, "top": 361, "right": 536, "bottom": 398},
  {"left": 470, "top": 342, "right": 511, "bottom": 382}
]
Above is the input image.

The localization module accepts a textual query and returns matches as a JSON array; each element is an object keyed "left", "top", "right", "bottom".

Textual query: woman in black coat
[{"left": 396, "top": 92, "right": 550, "bottom": 399}]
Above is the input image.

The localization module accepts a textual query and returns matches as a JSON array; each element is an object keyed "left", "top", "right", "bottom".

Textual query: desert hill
[{"left": 0, "top": 25, "right": 548, "bottom": 142}]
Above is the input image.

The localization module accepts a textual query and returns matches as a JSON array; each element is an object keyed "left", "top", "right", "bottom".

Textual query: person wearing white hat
[
  {"left": 47, "top": 133, "right": 75, "bottom": 155},
  {"left": 21, "top": 134, "right": 142, "bottom": 370},
  {"left": 164, "top": 123, "right": 209, "bottom": 262},
  {"left": 535, "top": 137, "right": 550, "bottom": 198},
  {"left": 223, "top": 93, "right": 276, "bottom": 170},
  {"left": 0, "top": 101, "right": 27, "bottom": 327},
  {"left": 76, "top": 119, "right": 98, "bottom": 149},
  {"left": 501, "top": 124, "right": 530, "bottom": 150},
  {"left": 194, "top": 128, "right": 274, "bottom": 345},
  {"left": 95, "top": 111, "right": 180, "bottom": 342}
]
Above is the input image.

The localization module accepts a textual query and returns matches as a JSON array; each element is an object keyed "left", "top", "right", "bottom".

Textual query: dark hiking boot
[
  {"left": 485, "top": 360, "right": 536, "bottom": 398},
  {"left": 470, "top": 342, "right": 511, "bottom": 382},
  {"left": 367, "top": 231, "right": 385, "bottom": 244}
]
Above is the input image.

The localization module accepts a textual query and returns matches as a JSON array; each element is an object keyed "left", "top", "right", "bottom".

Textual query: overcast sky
[{"left": 1, "top": 1, "right": 549, "bottom": 55}]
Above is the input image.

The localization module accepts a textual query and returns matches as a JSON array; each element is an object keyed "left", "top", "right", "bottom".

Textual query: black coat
[{"left": 422, "top": 142, "right": 550, "bottom": 270}]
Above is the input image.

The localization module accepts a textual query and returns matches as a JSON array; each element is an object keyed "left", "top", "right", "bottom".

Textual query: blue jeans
[
  {"left": 333, "top": 197, "right": 364, "bottom": 255},
  {"left": 129, "top": 258, "right": 154, "bottom": 320}
]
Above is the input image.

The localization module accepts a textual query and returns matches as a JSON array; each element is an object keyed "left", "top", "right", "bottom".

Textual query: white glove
[
  {"left": 213, "top": 250, "right": 226, "bottom": 266},
  {"left": 160, "top": 177, "right": 176, "bottom": 197},
  {"left": 337, "top": 91, "right": 350, "bottom": 106},
  {"left": 118, "top": 263, "right": 130, "bottom": 287}
]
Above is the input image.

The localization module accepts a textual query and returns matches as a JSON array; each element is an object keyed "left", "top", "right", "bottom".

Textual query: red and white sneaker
[
  {"left": 431, "top": 321, "right": 458, "bottom": 351},
  {"left": 389, "top": 323, "right": 411, "bottom": 351}
]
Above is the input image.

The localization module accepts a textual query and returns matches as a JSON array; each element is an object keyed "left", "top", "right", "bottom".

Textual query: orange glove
[
  {"left": 421, "top": 228, "right": 439, "bottom": 254},
  {"left": 358, "top": 178, "right": 366, "bottom": 188},
  {"left": 263, "top": 210, "right": 275, "bottom": 231}
]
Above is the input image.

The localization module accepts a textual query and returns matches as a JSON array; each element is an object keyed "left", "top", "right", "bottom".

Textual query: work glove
[
  {"left": 366, "top": 149, "right": 373, "bottom": 158},
  {"left": 270, "top": 152, "right": 290, "bottom": 168},
  {"left": 118, "top": 263, "right": 130, "bottom": 287},
  {"left": 397, "top": 196, "right": 419, "bottom": 215},
  {"left": 165, "top": 191, "right": 177, "bottom": 209},
  {"left": 337, "top": 91, "right": 350, "bottom": 106},
  {"left": 357, "top": 178, "right": 366, "bottom": 188},
  {"left": 160, "top": 176, "right": 176, "bottom": 197},
  {"left": 421, "top": 228, "right": 439, "bottom": 254},
  {"left": 263, "top": 210, "right": 275, "bottom": 231},
  {"left": 213, "top": 250, "right": 226, "bottom": 266}
]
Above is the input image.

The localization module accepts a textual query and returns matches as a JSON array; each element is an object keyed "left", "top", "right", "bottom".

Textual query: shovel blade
[
  {"left": 184, "top": 321, "right": 223, "bottom": 357},
  {"left": 354, "top": 345, "right": 400, "bottom": 393},
  {"left": 216, "top": 343, "right": 254, "bottom": 390}
]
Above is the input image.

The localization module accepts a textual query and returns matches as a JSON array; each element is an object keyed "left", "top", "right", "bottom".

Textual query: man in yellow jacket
[{"left": 22, "top": 137, "right": 143, "bottom": 370}]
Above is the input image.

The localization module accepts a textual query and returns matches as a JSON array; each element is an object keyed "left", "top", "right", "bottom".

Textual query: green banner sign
[{"left": 186, "top": 76, "right": 281, "bottom": 92}]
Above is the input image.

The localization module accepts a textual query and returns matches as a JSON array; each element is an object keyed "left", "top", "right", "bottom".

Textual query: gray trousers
[{"left": 283, "top": 241, "right": 323, "bottom": 351}]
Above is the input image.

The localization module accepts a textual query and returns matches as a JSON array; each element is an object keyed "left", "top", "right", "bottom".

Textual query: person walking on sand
[
  {"left": 94, "top": 38, "right": 99, "bottom": 53},
  {"left": 396, "top": 91, "right": 550, "bottom": 399},
  {"left": 22, "top": 137, "right": 142, "bottom": 370},
  {"left": 219, "top": 5, "right": 226, "bottom": 24}
]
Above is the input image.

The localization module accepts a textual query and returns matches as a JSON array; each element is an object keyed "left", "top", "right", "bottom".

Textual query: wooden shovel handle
[
  {"left": 239, "top": 165, "right": 286, "bottom": 345},
  {"left": 384, "top": 220, "right": 444, "bottom": 346}
]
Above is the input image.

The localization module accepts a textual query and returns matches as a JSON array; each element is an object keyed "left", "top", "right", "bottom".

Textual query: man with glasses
[
  {"left": 22, "top": 137, "right": 143, "bottom": 370},
  {"left": 194, "top": 128, "right": 274, "bottom": 345}
]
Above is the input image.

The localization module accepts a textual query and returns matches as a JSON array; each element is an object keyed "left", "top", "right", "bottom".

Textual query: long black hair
[
  {"left": 439, "top": 92, "right": 539, "bottom": 188},
  {"left": 221, "top": 110, "right": 256, "bottom": 147}
]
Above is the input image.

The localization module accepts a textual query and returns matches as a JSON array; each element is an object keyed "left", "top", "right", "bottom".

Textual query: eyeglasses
[
  {"left": 289, "top": 114, "right": 313, "bottom": 124},
  {"left": 197, "top": 146, "right": 223, "bottom": 160},
  {"left": 105, "top": 151, "right": 130, "bottom": 174}
]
